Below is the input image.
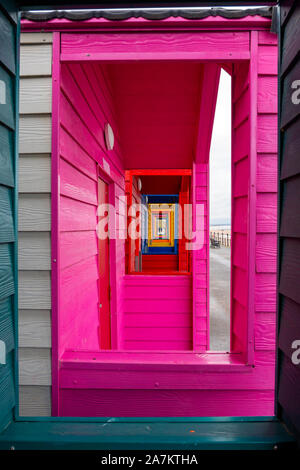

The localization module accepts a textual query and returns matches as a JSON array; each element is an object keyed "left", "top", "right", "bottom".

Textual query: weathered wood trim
[
  {"left": 18, "top": 194, "right": 51, "bottom": 232},
  {"left": 19, "top": 271, "right": 51, "bottom": 310},
  {"left": 20, "top": 32, "right": 53, "bottom": 44},
  {"left": 19, "top": 115, "right": 52, "bottom": 154},
  {"left": 19, "top": 154, "right": 51, "bottom": 193},
  {"left": 18, "top": 309, "right": 51, "bottom": 348},
  {"left": 19, "top": 386, "right": 51, "bottom": 417},
  {"left": 19, "top": 348, "right": 51, "bottom": 386},
  {"left": 20, "top": 77, "right": 52, "bottom": 114},
  {"left": 20, "top": 44, "right": 52, "bottom": 76},
  {"left": 18, "top": 232, "right": 51, "bottom": 270}
]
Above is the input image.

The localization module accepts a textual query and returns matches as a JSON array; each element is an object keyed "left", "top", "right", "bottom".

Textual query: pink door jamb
[{"left": 98, "top": 177, "right": 111, "bottom": 349}]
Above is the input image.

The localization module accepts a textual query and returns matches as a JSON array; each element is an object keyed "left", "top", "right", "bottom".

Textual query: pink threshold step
[
  {"left": 59, "top": 349, "right": 271, "bottom": 390},
  {"left": 60, "top": 350, "right": 247, "bottom": 371},
  {"left": 58, "top": 350, "right": 275, "bottom": 417}
]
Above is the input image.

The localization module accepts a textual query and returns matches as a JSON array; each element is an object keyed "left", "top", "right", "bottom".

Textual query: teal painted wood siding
[
  {"left": 278, "top": 0, "right": 300, "bottom": 446},
  {"left": 0, "top": 0, "right": 18, "bottom": 433}
]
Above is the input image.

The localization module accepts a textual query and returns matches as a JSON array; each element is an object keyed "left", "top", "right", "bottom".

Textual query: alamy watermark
[
  {"left": 291, "top": 340, "right": 300, "bottom": 365},
  {"left": 96, "top": 199, "right": 205, "bottom": 251},
  {"left": 291, "top": 80, "right": 300, "bottom": 105}
]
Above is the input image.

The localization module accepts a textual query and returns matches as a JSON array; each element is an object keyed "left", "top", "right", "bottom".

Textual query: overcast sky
[{"left": 209, "top": 69, "right": 231, "bottom": 227}]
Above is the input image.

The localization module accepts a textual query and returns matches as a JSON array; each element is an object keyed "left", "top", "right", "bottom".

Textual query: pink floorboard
[
  {"left": 59, "top": 389, "right": 275, "bottom": 417},
  {"left": 123, "top": 275, "right": 192, "bottom": 350},
  {"left": 60, "top": 350, "right": 275, "bottom": 389}
]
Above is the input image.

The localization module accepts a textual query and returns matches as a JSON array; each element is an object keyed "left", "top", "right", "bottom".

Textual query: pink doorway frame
[{"left": 46, "top": 20, "right": 267, "bottom": 415}]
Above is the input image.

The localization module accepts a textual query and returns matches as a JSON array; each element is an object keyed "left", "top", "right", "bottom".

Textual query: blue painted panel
[
  {"left": 0, "top": 0, "right": 17, "bottom": 434},
  {"left": 0, "top": 352, "right": 15, "bottom": 429},
  {"left": 0, "top": 0, "right": 17, "bottom": 23},
  {"left": 278, "top": 0, "right": 300, "bottom": 446},
  {"left": 0, "top": 67, "right": 15, "bottom": 130},
  {"left": 142, "top": 194, "right": 179, "bottom": 255},
  {"left": 0, "top": 418, "right": 296, "bottom": 450},
  {"left": 0, "top": 243, "right": 14, "bottom": 300},
  {"left": 0, "top": 185, "right": 15, "bottom": 243},
  {"left": 0, "top": 297, "right": 14, "bottom": 354},
  {"left": 0, "top": 125, "right": 14, "bottom": 187},
  {"left": 0, "top": 8, "right": 15, "bottom": 74},
  {"left": 146, "top": 247, "right": 177, "bottom": 254},
  {"left": 146, "top": 194, "right": 179, "bottom": 203}
]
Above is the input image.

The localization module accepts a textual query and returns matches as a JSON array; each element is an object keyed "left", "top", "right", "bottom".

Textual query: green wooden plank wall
[
  {"left": 0, "top": 0, "right": 18, "bottom": 433},
  {"left": 278, "top": 0, "right": 300, "bottom": 446}
]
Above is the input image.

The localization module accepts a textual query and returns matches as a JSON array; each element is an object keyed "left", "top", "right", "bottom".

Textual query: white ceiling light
[
  {"left": 104, "top": 123, "right": 114, "bottom": 151},
  {"left": 137, "top": 177, "right": 142, "bottom": 192}
]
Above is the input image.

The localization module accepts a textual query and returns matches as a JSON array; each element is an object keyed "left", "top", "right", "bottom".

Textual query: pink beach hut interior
[{"left": 22, "top": 14, "right": 278, "bottom": 418}]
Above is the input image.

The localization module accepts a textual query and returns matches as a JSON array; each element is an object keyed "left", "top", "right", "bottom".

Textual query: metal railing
[{"left": 210, "top": 231, "right": 231, "bottom": 247}]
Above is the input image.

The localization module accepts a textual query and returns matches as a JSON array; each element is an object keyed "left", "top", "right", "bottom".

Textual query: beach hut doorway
[
  {"left": 125, "top": 170, "right": 192, "bottom": 275},
  {"left": 16, "top": 16, "right": 278, "bottom": 418}
]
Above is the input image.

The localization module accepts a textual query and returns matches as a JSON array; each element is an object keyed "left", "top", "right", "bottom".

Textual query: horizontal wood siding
[
  {"left": 19, "top": 386, "right": 51, "bottom": 417},
  {"left": 58, "top": 61, "right": 125, "bottom": 359},
  {"left": 58, "top": 349, "right": 275, "bottom": 416},
  {"left": 193, "top": 163, "right": 208, "bottom": 350},
  {"left": 18, "top": 32, "right": 52, "bottom": 416},
  {"left": 0, "top": 1, "right": 16, "bottom": 432},
  {"left": 231, "top": 61, "right": 250, "bottom": 354},
  {"left": 123, "top": 275, "right": 192, "bottom": 350},
  {"left": 278, "top": 0, "right": 300, "bottom": 444},
  {"left": 255, "top": 29, "right": 278, "bottom": 363},
  {"left": 142, "top": 255, "right": 178, "bottom": 272},
  {"left": 60, "top": 389, "right": 274, "bottom": 418},
  {"left": 60, "top": 31, "right": 250, "bottom": 62},
  {"left": 230, "top": 33, "right": 277, "bottom": 411}
]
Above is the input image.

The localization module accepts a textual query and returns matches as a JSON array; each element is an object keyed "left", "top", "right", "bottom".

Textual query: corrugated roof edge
[{"left": 21, "top": 7, "right": 273, "bottom": 22}]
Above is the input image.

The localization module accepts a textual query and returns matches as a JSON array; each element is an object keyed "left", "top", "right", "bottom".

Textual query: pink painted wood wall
[
  {"left": 60, "top": 389, "right": 275, "bottom": 418},
  {"left": 254, "top": 31, "right": 277, "bottom": 357},
  {"left": 58, "top": 62, "right": 126, "bottom": 356},
  {"left": 107, "top": 62, "right": 203, "bottom": 170},
  {"left": 122, "top": 275, "right": 192, "bottom": 350},
  {"left": 193, "top": 163, "right": 209, "bottom": 351},
  {"left": 125, "top": 174, "right": 141, "bottom": 274},
  {"left": 49, "top": 24, "right": 278, "bottom": 418},
  {"left": 231, "top": 60, "right": 251, "bottom": 355},
  {"left": 58, "top": 349, "right": 275, "bottom": 417}
]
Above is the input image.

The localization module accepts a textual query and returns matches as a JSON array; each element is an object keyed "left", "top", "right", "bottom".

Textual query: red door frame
[
  {"left": 125, "top": 169, "right": 192, "bottom": 275},
  {"left": 96, "top": 165, "right": 119, "bottom": 350}
]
